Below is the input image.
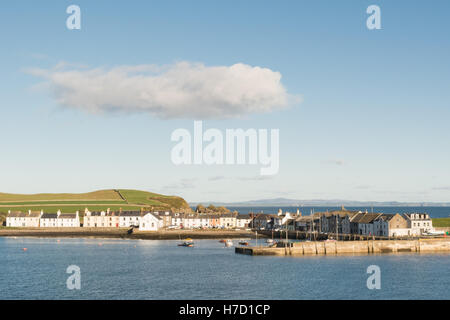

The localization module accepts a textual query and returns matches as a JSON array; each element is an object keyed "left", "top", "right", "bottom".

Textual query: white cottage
[
  {"left": 139, "top": 213, "right": 163, "bottom": 231},
  {"left": 84, "top": 208, "right": 119, "bottom": 228},
  {"left": 404, "top": 213, "right": 433, "bottom": 235},
  {"left": 119, "top": 211, "right": 143, "bottom": 227},
  {"left": 56, "top": 211, "right": 80, "bottom": 227},
  {"left": 6, "top": 210, "right": 42, "bottom": 227},
  {"left": 236, "top": 214, "right": 252, "bottom": 228},
  {"left": 40, "top": 212, "right": 58, "bottom": 227},
  {"left": 39, "top": 210, "right": 80, "bottom": 227},
  {"left": 183, "top": 214, "right": 202, "bottom": 229},
  {"left": 219, "top": 214, "right": 236, "bottom": 229},
  {"left": 171, "top": 213, "right": 184, "bottom": 228}
]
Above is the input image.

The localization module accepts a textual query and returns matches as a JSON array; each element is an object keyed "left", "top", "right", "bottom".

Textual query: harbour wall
[
  {"left": 235, "top": 239, "right": 450, "bottom": 256},
  {"left": 0, "top": 228, "right": 255, "bottom": 240}
]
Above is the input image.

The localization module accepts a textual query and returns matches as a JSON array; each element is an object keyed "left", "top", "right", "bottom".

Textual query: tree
[{"left": 195, "top": 204, "right": 206, "bottom": 213}]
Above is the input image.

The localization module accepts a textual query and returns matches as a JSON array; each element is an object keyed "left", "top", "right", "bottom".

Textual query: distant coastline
[{"left": 192, "top": 198, "right": 450, "bottom": 207}]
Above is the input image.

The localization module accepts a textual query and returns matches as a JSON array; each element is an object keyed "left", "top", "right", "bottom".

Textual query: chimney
[
  {"left": 28, "top": 209, "right": 32, "bottom": 215},
  {"left": 40, "top": 210, "right": 44, "bottom": 217},
  {"left": 296, "top": 208, "right": 300, "bottom": 215},
  {"left": 76, "top": 211, "right": 79, "bottom": 218},
  {"left": 57, "top": 209, "right": 61, "bottom": 217},
  {"left": 278, "top": 209, "right": 282, "bottom": 216},
  {"left": 107, "top": 208, "right": 110, "bottom": 214}
]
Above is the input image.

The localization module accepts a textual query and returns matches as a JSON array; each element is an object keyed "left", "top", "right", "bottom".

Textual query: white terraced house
[
  {"left": 139, "top": 213, "right": 163, "bottom": 231},
  {"left": 40, "top": 213, "right": 58, "bottom": 227},
  {"left": 39, "top": 210, "right": 80, "bottom": 227},
  {"left": 151, "top": 211, "right": 172, "bottom": 227},
  {"left": 236, "top": 214, "right": 252, "bottom": 228},
  {"left": 404, "top": 213, "right": 434, "bottom": 235},
  {"left": 118, "top": 211, "right": 143, "bottom": 227},
  {"left": 56, "top": 211, "right": 80, "bottom": 227},
  {"left": 171, "top": 213, "right": 183, "bottom": 228},
  {"left": 6, "top": 210, "right": 42, "bottom": 227},
  {"left": 183, "top": 214, "right": 202, "bottom": 229},
  {"left": 84, "top": 209, "right": 119, "bottom": 228},
  {"left": 219, "top": 214, "right": 236, "bottom": 228}
]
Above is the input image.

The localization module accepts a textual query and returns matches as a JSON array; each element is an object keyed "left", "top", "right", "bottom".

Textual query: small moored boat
[
  {"left": 178, "top": 238, "right": 194, "bottom": 247},
  {"left": 239, "top": 241, "right": 249, "bottom": 246},
  {"left": 224, "top": 239, "right": 233, "bottom": 247}
]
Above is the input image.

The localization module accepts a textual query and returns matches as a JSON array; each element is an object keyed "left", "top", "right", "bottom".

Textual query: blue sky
[{"left": 1, "top": 0, "right": 450, "bottom": 203}]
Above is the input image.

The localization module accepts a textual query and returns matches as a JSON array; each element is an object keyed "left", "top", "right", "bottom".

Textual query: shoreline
[{"left": 0, "top": 228, "right": 258, "bottom": 240}]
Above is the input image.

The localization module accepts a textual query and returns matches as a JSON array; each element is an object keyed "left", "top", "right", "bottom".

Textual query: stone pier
[{"left": 235, "top": 239, "right": 450, "bottom": 256}]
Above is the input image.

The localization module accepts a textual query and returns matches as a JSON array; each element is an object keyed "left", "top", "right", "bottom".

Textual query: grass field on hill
[
  {"left": 432, "top": 218, "right": 450, "bottom": 227},
  {"left": 0, "top": 190, "right": 122, "bottom": 202},
  {"left": 0, "top": 189, "right": 190, "bottom": 223}
]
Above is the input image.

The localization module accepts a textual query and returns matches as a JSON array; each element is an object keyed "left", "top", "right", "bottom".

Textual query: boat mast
[{"left": 336, "top": 214, "right": 339, "bottom": 241}]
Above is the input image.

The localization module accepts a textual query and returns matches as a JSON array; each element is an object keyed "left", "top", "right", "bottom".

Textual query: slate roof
[
  {"left": 7, "top": 212, "right": 27, "bottom": 218},
  {"left": 358, "top": 213, "right": 383, "bottom": 224},
  {"left": 89, "top": 211, "right": 117, "bottom": 217},
  {"left": 143, "top": 213, "right": 162, "bottom": 220},
  {"left": 376, "top": 214, "right": 395, "bottom": 221},
  {"left": 403, "top": 213, "right": 431, "bottom": 221},
  {"left": 152, "top": 211, "right": 171, "bottom": 216},
  {"left": 41, "top": 213, "right": 58, "bottom": 219},
  {"left": 119, "top": 211, "right": 143, "bottom": 217},
  {"left": 59, "top": 213, "right": 77, "bottom": 219},
  {"left": 350, "top": 213, "right": 367, "bottom": 223},
  {"left": 28, "top": 211, "right": 42, "bottom": 217}
]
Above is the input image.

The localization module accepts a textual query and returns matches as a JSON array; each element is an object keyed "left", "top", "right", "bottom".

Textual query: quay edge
[{"left": 235, "top": 238, "right": 450, "bottom": 256}]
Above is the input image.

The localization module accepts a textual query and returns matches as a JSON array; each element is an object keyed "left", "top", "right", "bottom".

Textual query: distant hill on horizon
[{"left": 191, "top": 197, "right": 450, "bottom": 207}]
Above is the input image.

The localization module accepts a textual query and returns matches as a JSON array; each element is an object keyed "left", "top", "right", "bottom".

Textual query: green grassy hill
[{"left": 0, "top": 189, "right": 191, "bottom": 223}]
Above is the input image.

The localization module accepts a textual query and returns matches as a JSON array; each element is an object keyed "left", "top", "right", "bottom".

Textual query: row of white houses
[
  {"left": 84, "top": 209, "right": 254, "bottom": 230},
  {"left": 6, "top": 210, "right": 81, "bottom": 228},
  {"left": 5, "top": 209, "right": 254, "bottom": 231},
  {"left": 5, "top": 208, "right": 436, "bottom": 236}
]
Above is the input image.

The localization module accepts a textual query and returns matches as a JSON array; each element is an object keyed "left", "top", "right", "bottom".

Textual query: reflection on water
[{"left": 0, "top": 237, "right": 449, "bottom": 300}]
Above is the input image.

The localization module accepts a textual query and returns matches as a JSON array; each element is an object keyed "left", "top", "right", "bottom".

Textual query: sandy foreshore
[{"left": 0, "top": 227, "right": 257, "bottom": 240}]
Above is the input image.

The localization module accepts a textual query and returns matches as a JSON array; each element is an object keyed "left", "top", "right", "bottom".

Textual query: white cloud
[
  {"left": 27, "top": 62, "right": 297, "bottom": 119},
  {"left": 161, "top": 178, "right": 197, "bottom": 191}
]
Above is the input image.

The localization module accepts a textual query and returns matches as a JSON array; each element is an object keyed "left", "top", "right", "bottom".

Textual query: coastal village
[{"left": 3, "top": 207, "right": 445, "bottom": 238}]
